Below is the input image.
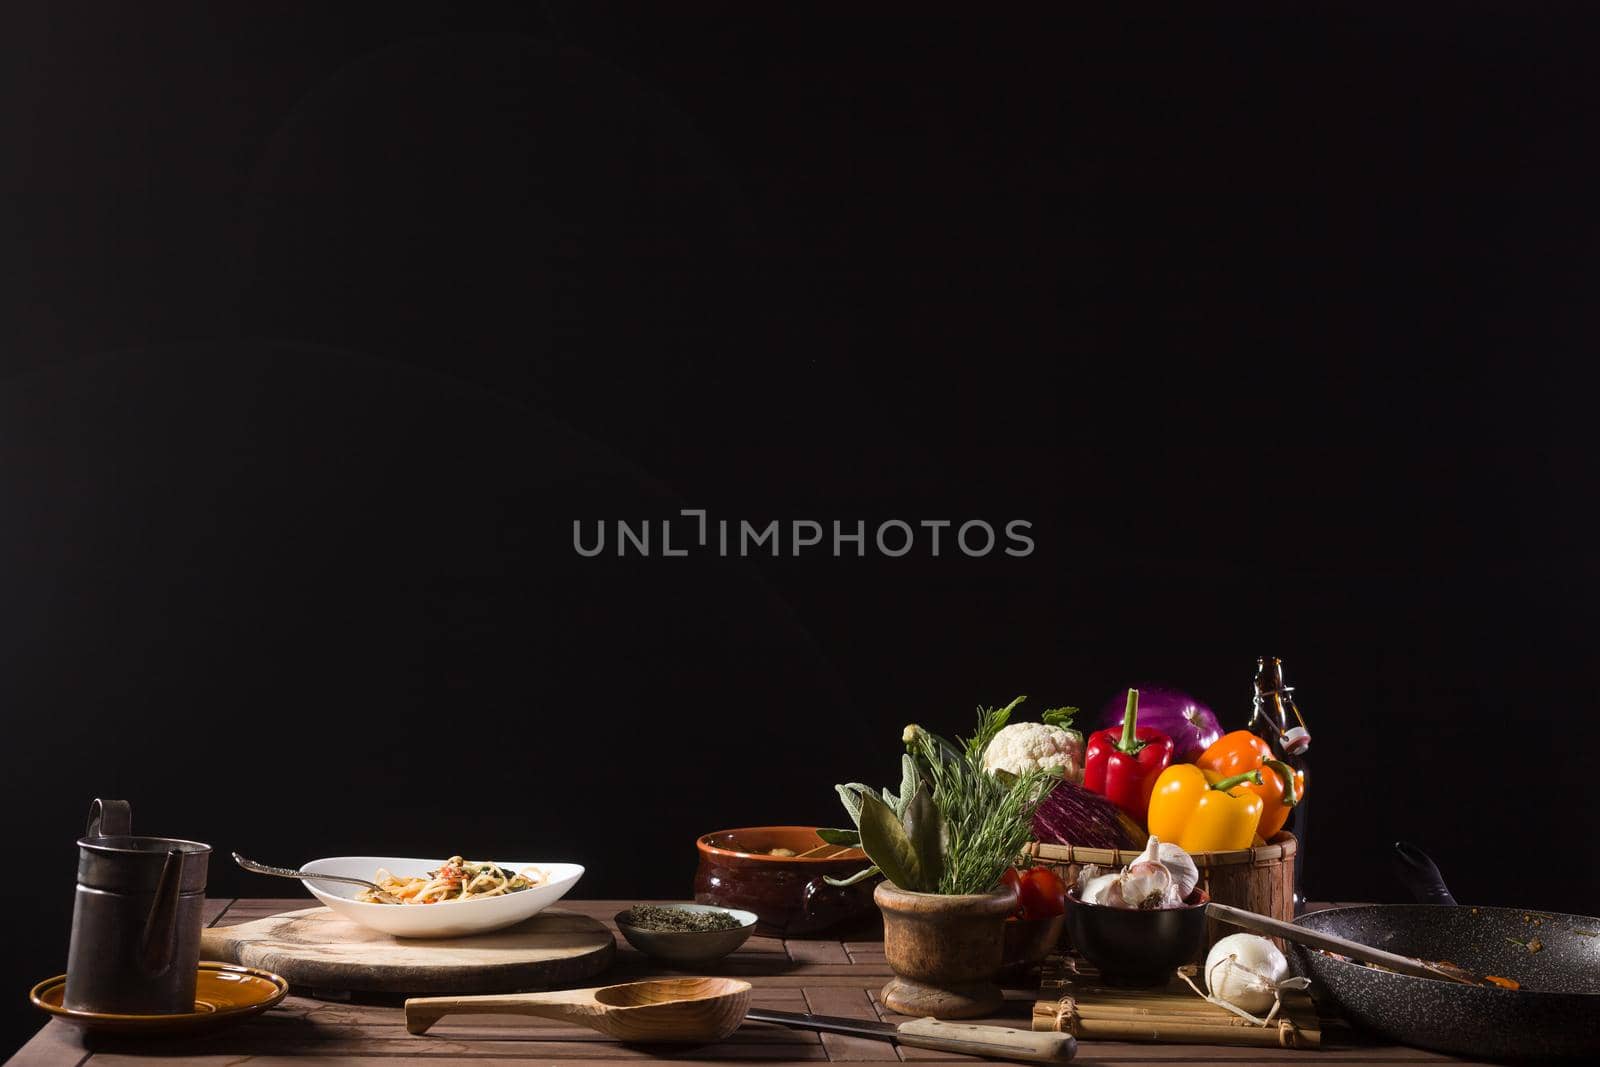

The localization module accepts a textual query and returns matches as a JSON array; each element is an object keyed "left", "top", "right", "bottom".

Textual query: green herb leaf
[
  {"left": 835, "top": 783, "right": 869, "bottom": 826},
  {"left": 855, "top": 696, "right": 1065, "bottom": 896},
  {"left": 974, "top": 696, "right": 1026, "bottom": 751},
  {"left": 907, "top": 724, "right": 964, "bottom": 767},
  {"left": 824, "top": 865, "right": 881, "bottom": 888},
  {"left": 858, "top": 790, "right": 927, "bottom": 891},
  {"left": 902, "top": 783, "right": 946, "bottom": 889},
  {"left": 1041, "top": 706, "right": 1079, "bottom": 729},
  {"left": 897, "top": 754, "right": 920, "bottom": 816},
  {"left": 816, "top": 827, "right": 861, "bottom": 846}
]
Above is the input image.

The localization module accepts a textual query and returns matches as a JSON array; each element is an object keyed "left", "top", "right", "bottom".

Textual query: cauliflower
[{"left": 982, "top": 721, "right": 1084, "bottom": 782}]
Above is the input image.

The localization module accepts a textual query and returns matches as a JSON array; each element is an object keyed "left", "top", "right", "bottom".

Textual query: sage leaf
[
  {"left": 858, "top": 790, "right": 927, "bottom": 891},
  {"left": 901, "top": 783, "right": 946, "bottom": 889},
  {"left": 835, "top": 783, "right": 868, "bottom": 826},
  {"left": 897, "top": 754, "right": 919, "bottom": 816},
  {"left": 816, "top": 827, "right": 861, "bottom": 846},
  {"left": 824, "top": 865, "right": 881, "bottom": 888}
]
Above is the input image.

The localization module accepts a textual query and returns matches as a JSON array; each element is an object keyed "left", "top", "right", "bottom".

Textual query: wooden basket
[{"left": 1025, "top": 832, "right": 1296, "bottom": 950}]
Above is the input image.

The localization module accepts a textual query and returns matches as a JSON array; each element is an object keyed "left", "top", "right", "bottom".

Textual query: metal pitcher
[{"left": 65, "top": 799, "right": 212, "bottom": 1014}]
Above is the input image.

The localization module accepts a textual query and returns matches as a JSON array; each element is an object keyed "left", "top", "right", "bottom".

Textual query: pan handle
[
  {"left": 1206, "top": 902, "right": 1466, "bottom": 985},
  {"left": 1392, "top": 841, "right": 1458, "bottom": 906}
]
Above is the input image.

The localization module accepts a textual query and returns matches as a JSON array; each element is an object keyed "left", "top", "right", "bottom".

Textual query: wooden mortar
[{"left": 875, "top": 881, "right": 1018, "bottom": 1019}]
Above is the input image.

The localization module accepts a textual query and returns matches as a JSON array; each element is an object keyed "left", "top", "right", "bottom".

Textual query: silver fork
[{"left": 232, "top": 852, "right": 402, "bottom": 904}]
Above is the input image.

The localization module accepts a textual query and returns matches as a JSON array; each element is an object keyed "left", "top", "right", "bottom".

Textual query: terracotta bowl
[
  {"left": 694, "top": 827, "right": 877, "bottom": 938},
  {"left": 1064, "top": 887, "right": 1210, "bottom": 986}
]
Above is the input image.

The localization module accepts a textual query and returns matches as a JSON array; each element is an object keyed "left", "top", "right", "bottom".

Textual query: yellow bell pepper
[{"left": 1146, "top": 764, "right": 1265, "bottom": 852}]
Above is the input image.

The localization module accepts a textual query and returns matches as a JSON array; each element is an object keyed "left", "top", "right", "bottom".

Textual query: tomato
[
  {"left": 1013, "top": 866, "right": 1066, "bottom": 919},
  {"left": 1000, "top": 867, "right": 1023, "bottom": 911}
]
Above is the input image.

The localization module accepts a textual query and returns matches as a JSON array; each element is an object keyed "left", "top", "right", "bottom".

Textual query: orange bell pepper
[
  {"left": 1195, "top": 730, "right": 1303, "bottom": 839},
  {"left": 1146, "top": 764, "right": 1265, "bottom": 851}
]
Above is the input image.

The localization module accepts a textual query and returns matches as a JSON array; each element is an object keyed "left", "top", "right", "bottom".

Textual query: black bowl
[{"left": 1063, "top": 888, "right": 1209, "bottom": 986}]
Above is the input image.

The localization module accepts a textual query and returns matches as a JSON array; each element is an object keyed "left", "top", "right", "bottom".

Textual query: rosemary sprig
[
  {"left": 903, "top": 697, "right": 1060, "bottom": 895},
  {"left": 828, "top": 697, "right": 1060, "bottom": 895}
]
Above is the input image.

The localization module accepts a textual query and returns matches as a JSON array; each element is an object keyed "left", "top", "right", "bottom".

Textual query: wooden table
[{"left": 10, "top": 899, "right": 1470, "bottom": 1066}]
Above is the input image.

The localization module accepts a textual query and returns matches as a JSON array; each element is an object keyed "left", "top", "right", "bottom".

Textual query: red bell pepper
[{"left": 1083, "top": 689, "right": 1175, "bottom": 822}]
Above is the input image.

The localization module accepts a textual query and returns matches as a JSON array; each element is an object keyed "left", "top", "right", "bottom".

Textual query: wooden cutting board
[{"left": 201, "top": 906, "right": 616, "bottom": 994}]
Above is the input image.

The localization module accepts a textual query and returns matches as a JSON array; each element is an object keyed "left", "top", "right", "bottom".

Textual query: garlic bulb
[
  {"left": 1157, "top": 841, "right": 1200, "bottom": 898},
  {"left": 1079, "top": 873, "right": 1119, "bottom": 905},
  {"left": 1112, "top": 837, "right": 1191, "bottom": 909},
  {"left": 1076, "top": 838, "right": 1199, "bottom": 910},
  {"left": 1132, "top": 836, "right": 1161, "bottom": 867},
  {"left": 1117, "top": 847, "right": 1173, "bottom": 908}
]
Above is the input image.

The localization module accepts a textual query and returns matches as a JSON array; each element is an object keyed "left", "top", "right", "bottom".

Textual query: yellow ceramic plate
[{"left": 30, "top": 962, "right": 289, "bottom": 1035}]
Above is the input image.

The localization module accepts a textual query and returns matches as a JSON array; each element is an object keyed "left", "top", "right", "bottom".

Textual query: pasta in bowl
[
  {"left": 359, "top": 856, "right": 547, "bottom": 905},
  {"left": 299, "top": 855, "right": 584, "bottom": 938}
]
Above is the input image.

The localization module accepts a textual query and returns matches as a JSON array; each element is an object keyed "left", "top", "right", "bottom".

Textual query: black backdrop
[{"left": 4, "top": 2, "right": 1599, "bottom": 1055}]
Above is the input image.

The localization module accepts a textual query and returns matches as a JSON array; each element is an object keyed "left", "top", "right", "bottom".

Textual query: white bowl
[{"left": 298, "top": 856, "right": 584, "bottom": 938}]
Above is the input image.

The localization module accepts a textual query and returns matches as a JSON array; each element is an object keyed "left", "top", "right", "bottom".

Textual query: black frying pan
[{"left": 1287, "top": 843, "right": 1600, "bottom": 1060}]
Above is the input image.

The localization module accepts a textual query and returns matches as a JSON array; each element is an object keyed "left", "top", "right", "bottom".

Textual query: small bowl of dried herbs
[{"left": 614, "top": 904, "right": 759, "bottom": 966}]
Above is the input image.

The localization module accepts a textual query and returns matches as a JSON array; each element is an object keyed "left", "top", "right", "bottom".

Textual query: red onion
[
  {"left": 1096, "top": 685, "right": 1222, "bottom": 763},
  {"left": 1032, "top": 780, "right": 1144, "bottom": 850}
]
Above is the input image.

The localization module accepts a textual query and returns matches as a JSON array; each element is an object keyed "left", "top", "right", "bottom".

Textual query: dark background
[{"left": 3, "top": 2, "right": 1598, "bottom": 1055}]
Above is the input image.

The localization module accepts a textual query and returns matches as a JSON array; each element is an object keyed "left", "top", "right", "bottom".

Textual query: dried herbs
[{"left": 624, "top": 905, "right": 742, "bottom": 933}]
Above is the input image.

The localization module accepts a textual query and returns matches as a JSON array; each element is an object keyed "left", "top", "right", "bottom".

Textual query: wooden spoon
[
  {"left": 1208, "top": 902, "right": 1492, "bottom": 987},
  {"left": 405, "top": 977, "right": 752, "bottom": 1042}
]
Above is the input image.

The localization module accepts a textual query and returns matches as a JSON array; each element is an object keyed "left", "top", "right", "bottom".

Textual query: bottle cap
[{"left": 1282, "top": 726, "right": 1310, "bottom": 755}]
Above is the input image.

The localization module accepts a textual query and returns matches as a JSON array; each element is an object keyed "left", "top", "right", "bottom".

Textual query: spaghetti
[{"left": 357, "top": 856, "right": 547, "bottom": 905}]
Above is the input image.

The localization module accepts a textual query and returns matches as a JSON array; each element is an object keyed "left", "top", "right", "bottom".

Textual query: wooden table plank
[
  {"left": 5, "top": 1021, "right": 88, "bottom": 1067},
  {"left": 5, "top": 899, "right": 1486, "bottom": 1066},
  {"left": 84, "top": 1061, "right": 837, "bottom": 1067},
  {"left": 83, "top": 1041, "right": 828, "bottom": 1061},
  {"left": 801, "top": 986, "right": 894, "bottom": 1062},
  {"left": 786, "top": 940, "right": 852, "bottom": 965},
  {"left": 842, "top": 942, "right": 887, "bottom": 966},
  {"left": 84, "top": 1053, "right": 831, "bottom": 1065},
  {"left": 199, "top": 899, "right": 232, "bottom": 928}
]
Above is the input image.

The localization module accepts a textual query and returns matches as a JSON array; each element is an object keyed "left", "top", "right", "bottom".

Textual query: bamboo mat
[{"left": 1032, "top": 955, "right": 1323, "bottom": 1048}]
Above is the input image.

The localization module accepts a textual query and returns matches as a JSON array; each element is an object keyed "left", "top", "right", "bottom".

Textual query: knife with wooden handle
[{"left": 746, "top": 1009, "right": 1076, "bottom": 1062}]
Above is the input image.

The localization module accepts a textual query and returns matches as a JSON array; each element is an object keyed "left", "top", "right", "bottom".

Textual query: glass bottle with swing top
[{"left": 1247, "top": 656, "right": 1311, "bottom": 912}]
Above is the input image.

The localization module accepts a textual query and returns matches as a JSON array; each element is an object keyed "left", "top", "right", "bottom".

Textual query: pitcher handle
[
  {"left": 86, "top": 798, "right": 132, "bottom": 838},
  {"left": 140, "top": 848, "right": 185, "bottom": 976}
]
